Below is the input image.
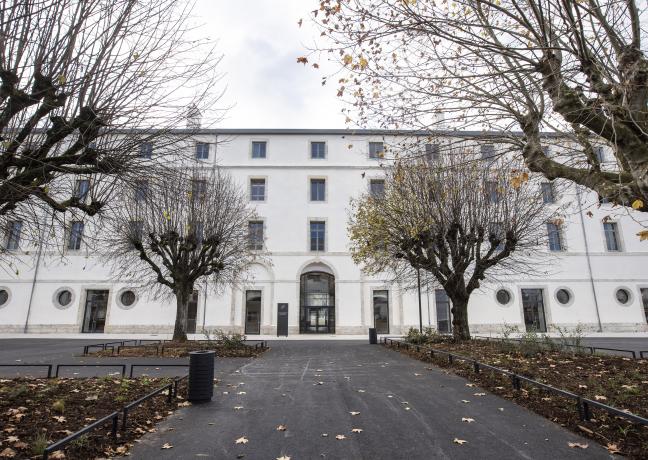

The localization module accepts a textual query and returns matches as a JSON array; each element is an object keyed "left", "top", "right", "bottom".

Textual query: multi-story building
[{"left": 0, "top": 129, "right": 647, "bottom": 335}]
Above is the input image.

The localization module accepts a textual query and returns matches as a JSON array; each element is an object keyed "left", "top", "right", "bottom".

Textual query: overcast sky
[{"left": 194, "top": 0, "right": 345, "bottom": 129}]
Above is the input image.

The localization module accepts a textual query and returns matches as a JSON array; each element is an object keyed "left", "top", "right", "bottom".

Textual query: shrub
[
  {"left": 31, "top": 432, "right": 49, "bottom": 455},
  {"left": 51, "top": 399, "right": 65, "bottom": 414},
  {"left": 203, "top": 329, "right": 247, "bottom": 349},
  {"left": 405, "top": 327, "right": 425, "bottom": 344},
  {"left": 553, "top": 323, "right": 586, "bottom": 355}
]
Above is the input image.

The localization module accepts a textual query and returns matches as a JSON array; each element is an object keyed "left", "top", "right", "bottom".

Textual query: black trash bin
[
  {"left": 369, "top": 328, "right": 377, "bottom": 345},
  {"left": 188, "top": 350, "right": 215, "bottom": 403}
]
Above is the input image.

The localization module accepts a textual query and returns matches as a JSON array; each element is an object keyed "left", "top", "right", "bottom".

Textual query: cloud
[{"left": 193, "top": 0, "right": 345, "bottom": 128}]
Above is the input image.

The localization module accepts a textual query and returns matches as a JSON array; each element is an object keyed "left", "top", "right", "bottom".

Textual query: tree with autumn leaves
[
  {"left": 311, "top": 0, "right": 648, "bottom": 229},
  {"left": 348, "top": 149, "right": 554, "bottom": 340}
]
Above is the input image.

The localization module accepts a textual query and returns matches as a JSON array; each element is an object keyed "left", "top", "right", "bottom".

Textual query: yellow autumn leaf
[
  {"left": 57, "top": 75, "right": 66, "bottom": 85},
  {"left": 637, "top": 230, "right": 648, "bottom": 241},
  {"left": 343, "top": 54, "right": 353, "bottom": 65},
  {"left": 631, "top": 199, "right": 644, "bottom": 210},
  {"left": 359, "top": 57, "right": 368, "bottom": 69}
]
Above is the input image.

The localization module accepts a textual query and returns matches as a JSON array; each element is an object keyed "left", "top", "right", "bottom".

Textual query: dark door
[
  {"left": 277, "top": 303, "right": 288, "bottom": 336},
  {"left": 186, "top": 291, "right": 198, "bottom": 334},
  {"left": 245, "top": 290, "right": 261, "bottom": 334},
  {"left": 373, "top": 290, "right": 389, "bottom": 334},
  {"left": 522, "top": 289, "right": 547, "bottom": 332},
  {"left": 641, "top": 288, "right": 648, "bottom": 324},
  {"left": 82, "top": 290, "right": 108, "bottom": 333},
  {"left": 435, "top": 290, "right": 452, "bottom": 333}
]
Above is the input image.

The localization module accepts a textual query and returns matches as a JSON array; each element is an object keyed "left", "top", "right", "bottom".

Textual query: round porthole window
[
  {"left": 556, "top": 288, "right": 571, "bottom": 305},
  {"left": 53, "top": 287, "right": 74, "bottom": 310},
  {"left": 0, "top": 289, "right": 9, "bottom": 307},
  {"left": 495, "top": 289, "right": 512, "bottom": 305},
  {"left": 615, "top": 288, "right": 631, "bottom": 305},
  {"left": 57, "top": 290, "right": 72, "bottom": 307},
  {"left": 119, "top": 290, "right": 137, "bottom": 309}
]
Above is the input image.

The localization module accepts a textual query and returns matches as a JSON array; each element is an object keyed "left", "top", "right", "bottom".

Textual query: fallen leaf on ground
[
  {"left": 453, "top": 438, "right": 468, "bottom": 445},
  {"left": 115, "top": 446, "right": 128, "bottom": 454},
  {"left": 461, "top": 400, "right": 470, "bottom": 404},
  {"left": 351, "top": 428, "right": 363, "bottom": 433},
  {"left": 234, "top": 406, "right": 243, "bottom": 410},
  {"left": 49, "top": 452, "right": 65, "bottom": 460},
  {"left": 52, "top": 416, "right": 66, "bottom": 423},
  {"left": 465, "top": 383, "right": 475, "bottom": 387},
  {"left": 161, "top": 443, "right": 173, "bottom": 449},
  {"left": 414, "top": 373, "right": 421, "bottom": 376},
  {"left": 474, "top": 393, "right": 486, "bottom": 396},
  {"left": 462, "top": 418, "right": 475, "bottom": 423},
  {"left": 335, "top": 435, "right": 346, "bottom": 440},
  {"left": 321, "top": 433, "right": 328, "bottom": 437},
  {"left": 276, "top": 425, "right": 287, "bottom": 431},
  {"left": 357, "top": 389, "right": 365, "bottom": 393},
  {"left": 237, "top": 392, "right": 246, "bottom": 395},
  {"left": 349, "top": 411, "right": 360, "bottom": 415},
  {"left": 594, "top": 395, "right": 607, "bottom": 401},
  {"left": 568, "top": 442, "right": 588, "bottom": 449},
  {"left": 12, "top": 443, "right": 27, "bottom": 451},
  {"left": 276, "top": 456, "right": 291, "bottom": 460},
  {"left": 606, "top": 443, "right": 621, "bottom": 454},
  {"left": 235, "top": 437, "right": 248, "bottom": 444},
  {"left": 178, "top": 401, "right": 191, "bottom": 407},
  {"left": 0, "top": 448, "right": 16, "bottom": 458}
]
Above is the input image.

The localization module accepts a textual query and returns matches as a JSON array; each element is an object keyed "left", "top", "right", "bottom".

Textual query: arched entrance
[{"left": 300, "top": 272, "right": 335, "bottom": 333}]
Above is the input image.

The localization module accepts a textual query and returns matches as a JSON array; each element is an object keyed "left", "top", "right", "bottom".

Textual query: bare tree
[
  {"left": 348, "top": 148, "right": 554, "bottom": 340},
  {"left": 103, "top": 168, "right": 258, "bottom": 342},
  {"left": 312, "top": 0, "right": 648, "bottom": 219},
  {"left": 0, "top": 0, "right": 224, "bottom": 258}
]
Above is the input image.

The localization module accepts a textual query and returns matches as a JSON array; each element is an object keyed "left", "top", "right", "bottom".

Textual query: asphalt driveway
[{"left": 129, "top": 340, "right": 610, "bottom": 460}]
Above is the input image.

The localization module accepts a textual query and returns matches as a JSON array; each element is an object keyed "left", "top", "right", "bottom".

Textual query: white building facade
[{"left": 1, "top": 129, "right": 647, "bottom": 336}]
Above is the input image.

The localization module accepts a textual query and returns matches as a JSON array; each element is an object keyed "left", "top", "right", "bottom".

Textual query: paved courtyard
[{"left": 130, "top": 341, "right": 608, "bottom": 460}]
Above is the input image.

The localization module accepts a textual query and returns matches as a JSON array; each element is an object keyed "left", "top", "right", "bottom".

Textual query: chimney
[{"left": 186, "top": 104, "right": 201, "bottom": 129}]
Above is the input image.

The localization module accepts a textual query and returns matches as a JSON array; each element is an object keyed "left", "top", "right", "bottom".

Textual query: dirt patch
[
  {"left": 0, "top": 376, "right": 188, "bottom": 459},
  {"left": 386, "top": 340, "right": 648, "bottom": 459},
  {"left": 91, "top": 341, "right": 266, "bottom": 358}
]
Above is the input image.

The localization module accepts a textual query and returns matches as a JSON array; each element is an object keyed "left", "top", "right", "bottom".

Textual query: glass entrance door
[
  {"left": 186, "top": 291, "right": 198, "bottom": 334},
  {"left": 435, "top": 290, "right": 452, "bottom": 334},
  {"left": 245, "top": 290, "right": 261, "bottom": 334},
  {"left": 300, "top": 272, "right": 335, "bottom": 333},
  {"left": 522, "top": 288, "right": 547, "bottom": 332},
  {"left": 641, "top": 288, "right": 648, "bottom": 324},
  {"left": 373, "top": 290, "right": 389, "bottom": 334},
  {"left": 82, "top": 290, "right": 108, "bottom": 333}
]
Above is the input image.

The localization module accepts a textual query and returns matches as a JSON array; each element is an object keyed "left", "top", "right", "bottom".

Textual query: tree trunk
[
  {"left": 173, "top": 288, "right": 190, "bottom": 342},
  {"left": 450, "top": 297, "right": 471, "bottom": 341}
]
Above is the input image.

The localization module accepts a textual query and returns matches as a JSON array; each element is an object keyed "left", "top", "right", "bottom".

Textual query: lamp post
[{"left": 417, "top": 267, "right": 423, "bottom": 332}]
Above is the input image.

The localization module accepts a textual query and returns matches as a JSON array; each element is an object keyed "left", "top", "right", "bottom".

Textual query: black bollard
[
  {"left": 369, "top": 328, "right": 377, "bottom": 345},
  {"left": 187, "top": 350, "right": 215, "bottom": 403}
]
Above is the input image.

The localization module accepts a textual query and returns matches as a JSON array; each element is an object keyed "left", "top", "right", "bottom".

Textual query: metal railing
[
  {"left": 472, "top": 335, "right": 641, "bottom": 359},
  {"left": 41, "top": 374, "right": 188, "bottom": 459},
  {"left": 0, "top": 362, "right": 189, "bottom": 379},
  {"left": 383, "top": 337, "right": 648, "bottom": 427},
  {"left": 55, "top": 364, "right": 127, "bottom": 378},
  {"left": 0, "top": 364, "right": 52, "bottom": 378},
  {"left": 83, "top": 338, "right": 269, "bottom": 356},
  {"left": 129, "top": 364, "right": 189, "bottom": 378}
]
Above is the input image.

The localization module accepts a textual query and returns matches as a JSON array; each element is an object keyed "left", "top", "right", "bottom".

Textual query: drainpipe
[
  {"left": 23, "top": 239, "right": 44, "bottom": 333},
  {"left": 201, "top": 278, "right": 208, "bottom": 333},
  {"left": 576, "top": 185, "right": 603, "bottom": 332}
]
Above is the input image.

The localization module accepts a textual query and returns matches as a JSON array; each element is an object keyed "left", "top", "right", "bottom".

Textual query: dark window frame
[
  {"left": 309, "top": 221, "right": 326, "bottom": 252},
  {"left": 251, "top": 141, "right": 267, "bottom": 159},
  {"left": 310, "top": 178, "right": 326, "bottom": 202},
  {"left": 250, "top": 178, "right": 266, "bottom": 201}
]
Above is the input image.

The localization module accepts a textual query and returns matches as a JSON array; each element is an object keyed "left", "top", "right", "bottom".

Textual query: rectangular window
[
  {"left": 310, "top": 179, "right": 326, "bottom": 201},
  {"left": 594, "top": 146, "right": 605, "bottom": 163},
  {"left": 192, "top": 222, "right": 204, "bottom": 246},
  {"left": 369, "top": 142, "right": 384, "bottom": 159},
  {"left": 369, "top": 179, "right": 385, "bottom": 198},
  {"left": 485, "top": 181, "right": 499, "bottom": 204},
  {"left": 311, "top": 141, "right": 326, "bottom": 159},
  {"left": 490, "top": 222, "right": 505, "bottom": 251},
  {"left": 310, "top": 221, "right": 325, "bottom": 251},
  {"left": 5, "top": 221, "right": 22, "bottom": 250},
  {"left": 641, "top": 288, "right": 648, "bottom": 325},
  {"left": 191, "top": 179, "right": 207, "bottom": 200},
  {"left": 73, "top": 179, "right": 90, "bottom": 201},
  {"left": 195, "top": 142, "right": 210, "bottom": 160},
  {"left": 603, "top": 222, "right": 621, "bottom": 251},
  {"left": 129, "top": 220, "right": 143, "bottom": 249},
  {"left": 251, "top": 141, "right": 267, "bottom": 159},
  {"left": 425, "top": 143, "right": 440, "bottom": 162},
  {"left": 134, "top": 180, "right": 148, "bottom": 201},
  {"left": 541, "top": 182, "right": 555, "bottom": 204},
  {"left": 140, "top": 142, "right": 153, "bottom": 158},
  {"left": 373, "top": 290, "right": 389, "bottom": 334},
  {"left": 248, "top": 221, "right": 264, "bottom": 250},
  {"left": 546, "top": 222, "right": 564, "bottom": 251},
  {"left": 250, "top": 178, "right": 266, "bottom": 201},
  {"left": 68, "top": 221, "right": 84, "bottom": 250},
  {"left": 481, "top": 144, "right": 496, "bottom": 160}
]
